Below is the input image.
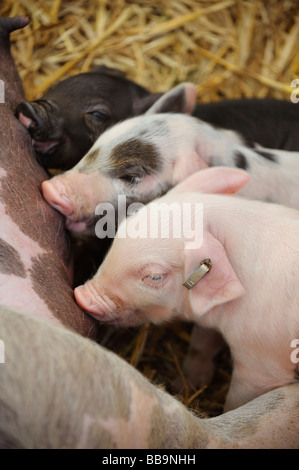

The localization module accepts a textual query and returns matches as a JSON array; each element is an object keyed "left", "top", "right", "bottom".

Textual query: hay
[
  {"left": 2, "top": 0, "right": 299, "bottom": 416},
  {"left": 5, "top": 0, "right": 299, "bottom": 101}
]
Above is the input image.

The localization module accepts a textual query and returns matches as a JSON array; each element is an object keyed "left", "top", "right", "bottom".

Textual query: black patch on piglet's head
[
  {"left": 255, "top": 149, "right": 278, "bottom": 163},
  {"left": 109, "top": 138, "right": 162, "bottom": 181},
  {"left": 234, "top": 151, "right": 249, "bottom": 171}
]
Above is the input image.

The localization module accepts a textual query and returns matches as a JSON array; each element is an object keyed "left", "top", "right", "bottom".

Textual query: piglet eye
[
  {"left": 147, "top": 274, "right": 164, "bottom": 281},
  {"left": 88, "top": 110, "right": 109, "bottom": 120},
  {"left": 141, "top": 272, "right": 168, "bottom": 289},
  {"left": 120, "top": 175, "right": 142, "bottom": 185}
]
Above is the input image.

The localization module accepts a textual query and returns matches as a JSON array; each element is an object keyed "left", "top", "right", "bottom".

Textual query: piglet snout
[
  {"left": 74, "top": 284, "right": 116, "bottom": 319},
  {"left": 42, "top": 180, "right": 74, "bottom": 216},
  {"left": 18, "top": 111, "right": 36, "bottom": 129}
]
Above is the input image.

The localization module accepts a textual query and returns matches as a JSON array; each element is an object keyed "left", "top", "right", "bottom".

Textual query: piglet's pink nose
[
  {"left": 42, "top": 180, "right": 74, "bottom": 216},
  {"left": 74, "top": 285, "right": 106, "bottom": 318}
]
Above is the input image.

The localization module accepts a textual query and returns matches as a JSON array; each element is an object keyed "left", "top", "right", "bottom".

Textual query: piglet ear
[
  {"left": 145, "top": 83, "right": 197, "bottom": 115},
  {"left": 132, "top": 93, "right": 163, "bottom": 115},
  {"left": 184, "top": 231, "right": 245, "bottom": 317},
  {"left": 170, "top": 167, "right": 250, "bottom": 195}
]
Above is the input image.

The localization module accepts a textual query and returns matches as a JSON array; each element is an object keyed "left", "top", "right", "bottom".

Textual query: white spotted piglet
[{"left": 41, "top": 83, "right": 299, "bottom": 236}]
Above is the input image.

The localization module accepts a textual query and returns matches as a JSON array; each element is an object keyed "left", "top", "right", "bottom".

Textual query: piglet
[
  {"left": 17, "top": 69, "right": 299, "bottom": 171},
  {"left": 74, "top": 167, "right": 299, "bottom": 411},
  {"left": 16, "top": 66, "right": 161, "bottom": 170},
  {"left": 16, "top": 66, "right": 162, "bottom": 170},
  {"left": 41, "top": 83, "right": 299, "bottom": 234}
]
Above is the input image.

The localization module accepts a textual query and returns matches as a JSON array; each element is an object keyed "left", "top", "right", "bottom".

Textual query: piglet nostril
[{"left": 41, "top": 180, "right": 74, "bottom": 217}]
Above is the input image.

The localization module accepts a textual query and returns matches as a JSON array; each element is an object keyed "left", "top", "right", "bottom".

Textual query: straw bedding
[{"left": 2, "top": 0, "right": 298, "bottom": 416}]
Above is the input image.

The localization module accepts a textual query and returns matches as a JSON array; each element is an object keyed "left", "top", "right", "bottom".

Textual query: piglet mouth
[
  {"left": 96, "top": 311, "right": 145, "bottom": 327},
  {"left": 32, "top": 139, "right": 59, "bottom": 154},
  {"left": 65, "top": 214, "right": 97, "bottom": 233}
]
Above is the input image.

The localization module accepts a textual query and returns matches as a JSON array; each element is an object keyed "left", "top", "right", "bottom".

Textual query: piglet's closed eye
[{"left": 184, "top": 231, "right": 245, "bottom": 317}]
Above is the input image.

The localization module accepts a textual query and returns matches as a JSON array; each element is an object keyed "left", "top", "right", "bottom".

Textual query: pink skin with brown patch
[
  {"left": 0, "top": 15, "right": 97, "bottom": 338},
  {"left": 2, "top": 305, "right": 299, "bottom": 448},
  {"left": 74, "top": 167, "right": 299, "bottom": 411}
]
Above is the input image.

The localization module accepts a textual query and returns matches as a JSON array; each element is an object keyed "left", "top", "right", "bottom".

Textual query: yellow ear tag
[{"left": 183, "top": 259, "right": 212, "bottom": 289}]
